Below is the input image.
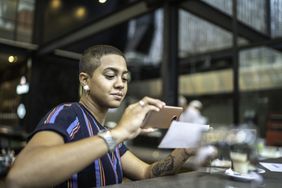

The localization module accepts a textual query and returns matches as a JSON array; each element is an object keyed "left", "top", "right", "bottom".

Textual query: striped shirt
[{"left": 29, "top": 103, "right": 127, "bottom": 188}]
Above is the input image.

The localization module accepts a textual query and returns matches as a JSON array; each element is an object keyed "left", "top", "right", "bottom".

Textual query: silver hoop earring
[{"left": 83, "top": 85, "right": 90, "bottom": 92}]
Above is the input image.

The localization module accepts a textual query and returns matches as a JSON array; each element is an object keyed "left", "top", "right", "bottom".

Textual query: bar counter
[{"left": 104, "top": 157, "right": 282, "bottom": 188}]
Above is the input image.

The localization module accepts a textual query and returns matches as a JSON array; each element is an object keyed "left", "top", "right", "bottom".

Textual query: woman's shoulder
[
  {"left": 46, "top": 102, "right": 80, "bottom": 118},
  {"left": 53, "top": 102, "right": 79, "bottom": 110}
]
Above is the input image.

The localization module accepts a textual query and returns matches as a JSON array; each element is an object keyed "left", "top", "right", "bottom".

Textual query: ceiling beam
[
  {"left": 38, "top": 1, "right": 157, "bottom": 56},
  {"left": 0, "top": 37, "right": 37, "bottom": 54},
  {"left": 180, "top": 0, "right": 270, "bottom": 42},
  {"left": 54, "top": 49, "right": 81, "bottom": 60}
]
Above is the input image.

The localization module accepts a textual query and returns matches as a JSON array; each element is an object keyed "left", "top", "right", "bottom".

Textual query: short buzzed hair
[{"left": 79, "top": 45, "right": 125, "bottom": 76}]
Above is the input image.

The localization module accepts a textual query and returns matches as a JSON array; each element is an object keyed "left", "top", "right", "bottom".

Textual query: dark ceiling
[{"left": 1, "top": 0, "right": 282, "bottom": 83}]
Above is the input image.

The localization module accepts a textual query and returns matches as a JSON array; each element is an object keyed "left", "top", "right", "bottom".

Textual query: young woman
[{"left": 5, "top": 45, "right": 195, "bottom": 188}]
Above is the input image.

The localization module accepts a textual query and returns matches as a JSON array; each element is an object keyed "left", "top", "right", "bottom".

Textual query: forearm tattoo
[{"left": 152, "top": 154, "right": 175, "bottom": 177}]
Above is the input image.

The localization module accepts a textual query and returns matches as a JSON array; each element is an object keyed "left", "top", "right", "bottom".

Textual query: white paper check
[
  {"left": 260, "top": 162, "right": 282, "bottom": 172},
  {"left": 158, "top": 121, "right": 210, "bottom": 148}
]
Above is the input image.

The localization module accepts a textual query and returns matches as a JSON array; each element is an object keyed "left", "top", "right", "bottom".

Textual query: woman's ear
[{"left": 79, "top": 72, "right": 89, "bottom": 86}]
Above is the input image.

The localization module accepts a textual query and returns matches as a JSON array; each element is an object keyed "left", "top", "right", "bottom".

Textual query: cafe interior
[{"left": 0, "top": 0, "right": 282, "bottom": 187}]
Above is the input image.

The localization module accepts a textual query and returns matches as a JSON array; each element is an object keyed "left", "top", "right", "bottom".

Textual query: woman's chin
[{"left": 109, "top": 101, "right": 122, "bottom": 108}]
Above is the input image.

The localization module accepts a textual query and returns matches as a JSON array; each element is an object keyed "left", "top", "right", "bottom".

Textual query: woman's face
[{"left": 88, "top": 54, "right": 129, "bottom": 108}]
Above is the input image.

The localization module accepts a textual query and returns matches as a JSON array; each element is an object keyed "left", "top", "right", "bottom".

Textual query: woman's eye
[
  {"left": 105, "top": 75, "right": 115, "bottom": 79},
  {"left": 122, "top": 77, "right": 129, "bottom": 82}
]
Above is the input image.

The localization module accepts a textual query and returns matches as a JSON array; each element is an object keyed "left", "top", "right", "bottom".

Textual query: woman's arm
[
  {"left": 121, "top": 148, "right": 194, "bottom": 180},
  {"left": 149, "top": 148, "right": 193, "bottom": 177},
  {"left": 5, "top": 131, "right": 111, "bottom": 188}
]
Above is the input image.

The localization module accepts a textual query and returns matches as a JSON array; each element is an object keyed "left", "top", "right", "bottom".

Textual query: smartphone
[{"left": 141, "top": 106, "right": 183, "bottom": 129}]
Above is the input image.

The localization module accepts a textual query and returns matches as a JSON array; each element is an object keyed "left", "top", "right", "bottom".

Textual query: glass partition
[
  {"left": 239, "top": 47, "right": 282, "bottom": 137},
  {"left": 179, "top": 9, "right": 248, "bottom": 57},
  {"left": 271, "top": 0, "right": 282, "bottom": 37},
  {"left": 0, "top": 0, "right": 34, "bottom": 42},
  {"left": 203, "top": 0, "right": 267, "bottom": 34}
]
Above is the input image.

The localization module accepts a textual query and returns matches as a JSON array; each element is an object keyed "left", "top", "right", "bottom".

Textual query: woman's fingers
[
  {"left": 116, "top": 97, "right": 166, "bottom": 140},
  {"left": 141, "top": 128, "right": 158, "bottom": 133},
  {"left": 138, "top": 97, "right": 166, "bottom": 109}
]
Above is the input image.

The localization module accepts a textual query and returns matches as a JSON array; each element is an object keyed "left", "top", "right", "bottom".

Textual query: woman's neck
[{"left": 79, "top": 95, "right": 107, "bottom": 125}]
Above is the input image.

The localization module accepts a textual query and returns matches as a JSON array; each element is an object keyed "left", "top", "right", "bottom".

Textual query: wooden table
[{"left": 103, "top": 157, "right": 282, "bottom": 188}]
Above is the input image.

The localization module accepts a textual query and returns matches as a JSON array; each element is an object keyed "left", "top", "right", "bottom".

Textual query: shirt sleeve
[
  {"left": 118, "top": 142, "right": 128, "bottom": 156},
  {"left": 28, "top": 103, "right": 77, "bottom": 142}
]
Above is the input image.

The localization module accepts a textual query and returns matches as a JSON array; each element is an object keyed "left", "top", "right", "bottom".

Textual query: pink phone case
[{"left": 142, "top": 106, "right": 183, "bottom": 129}]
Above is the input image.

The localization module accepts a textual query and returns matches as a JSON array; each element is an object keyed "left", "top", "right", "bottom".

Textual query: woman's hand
[
  {"left": 187, "top": 145, "right": 218, "bottom": 169},
  {"left": 112, "top": 97, "right": 165, "bottom": 141}
]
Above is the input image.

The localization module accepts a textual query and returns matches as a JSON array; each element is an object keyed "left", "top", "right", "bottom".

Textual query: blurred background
[{"left": 0, "top": 0, "right": 282, "bottom": 162}]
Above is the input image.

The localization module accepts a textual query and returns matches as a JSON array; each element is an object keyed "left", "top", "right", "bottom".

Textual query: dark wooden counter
[{"left": 103, "top": 157, "right": 282, "bottom": 188}]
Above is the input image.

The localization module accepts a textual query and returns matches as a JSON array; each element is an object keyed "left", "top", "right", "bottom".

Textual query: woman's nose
[{"left": 114, "top": 77, "right": 125, "bottom": 88}]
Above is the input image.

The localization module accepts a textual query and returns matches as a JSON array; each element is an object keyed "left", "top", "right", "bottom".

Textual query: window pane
[
  {"left": 0, "top": 18, "right": 15, "bottom": 40},
  {"left": 239, "top": 47, "right": 282, "bottom": 137},
  {"left": 0, "top": 0, "right": 17, "bottom": 20},
  {"left": 203, "top": 0, "right": 267, "bottom": 34},
  {"left": 240, "top": 47, "right": 282, "bottom": 91},
  {"left": 125, "top": 9, "right": 163, "bottom": 65},
  {"left": 179, "top": 10, "right": 247, "bottom": 57},
  {"left": 237, "top": 0, "right": 267, "bottom": 34},
  {"left": 0, "top": 0, "right": 34, "bottom": 42},
  {"left": 16, "top": 0, "right": 35, "bottom": 42},
  {"left": 271, "top": 0, "right": 282, "bottom": 37},
  {"left": 0, "top": 0, "right": 16, "bottom": 39}
]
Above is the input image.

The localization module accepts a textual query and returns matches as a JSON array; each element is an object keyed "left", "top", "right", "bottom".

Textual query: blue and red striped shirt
[{"left": 29, "top": 103, "right": 127, "bottom": 188}]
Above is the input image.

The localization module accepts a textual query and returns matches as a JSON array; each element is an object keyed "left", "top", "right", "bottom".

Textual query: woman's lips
[{"left": 111, "top": 93, "right": 123, "bottom": 100}]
